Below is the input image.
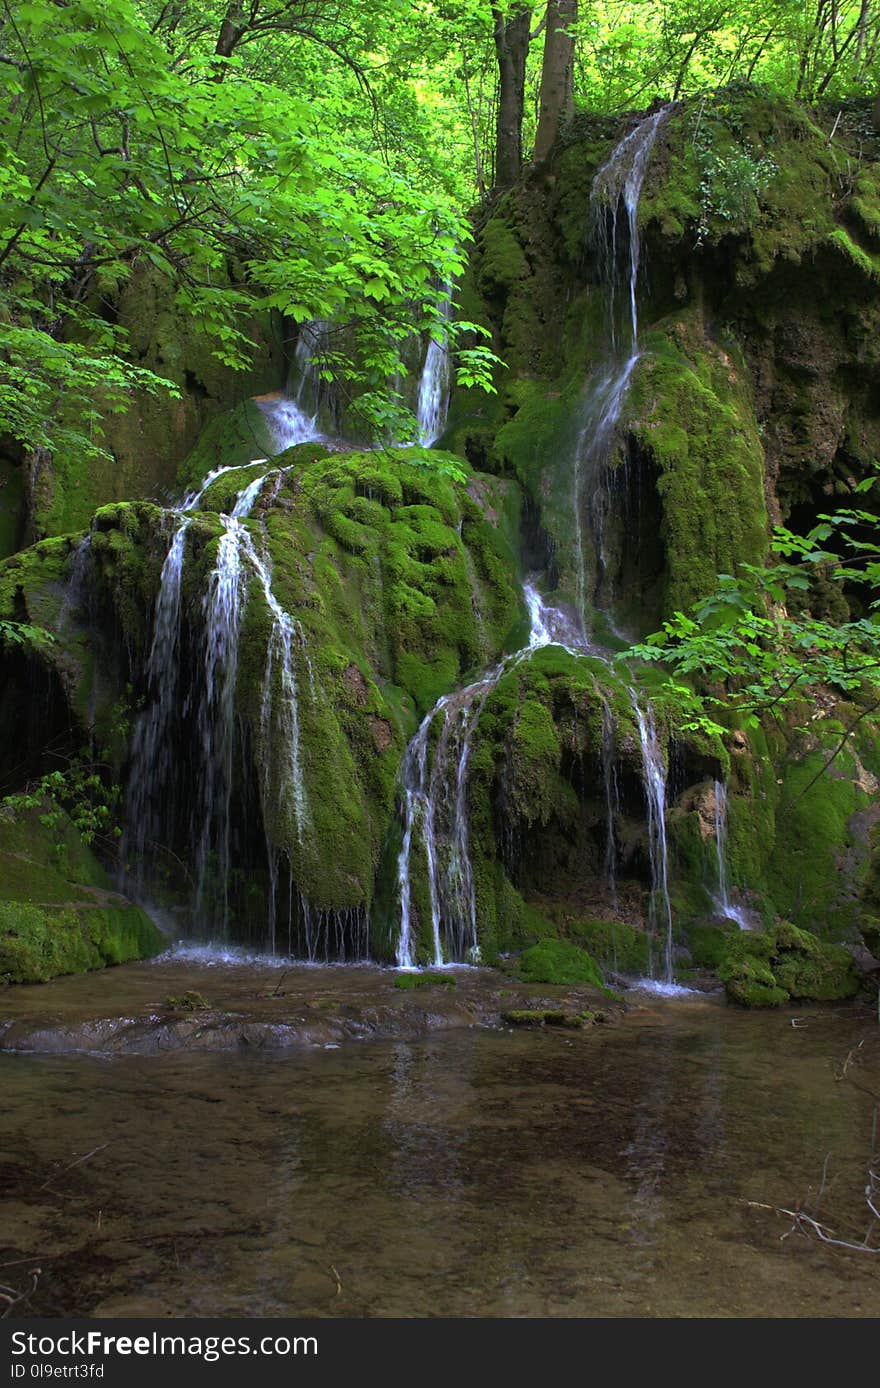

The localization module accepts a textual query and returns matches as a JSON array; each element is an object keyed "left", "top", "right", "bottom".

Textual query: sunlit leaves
[
  {"left": 623, "top": 507, "right": 880, "bottom": 745},
  {"left": 0, "top": 0, "right": 499, "bottom": 464}
]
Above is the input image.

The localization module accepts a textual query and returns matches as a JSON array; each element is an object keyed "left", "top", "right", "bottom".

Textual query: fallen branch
[
  {"left": 0, "top": 1269, "right": 41, "bottom": 1319},
  {"left": 38, "top": 1143, "right": 110, "bottom": 1192}
]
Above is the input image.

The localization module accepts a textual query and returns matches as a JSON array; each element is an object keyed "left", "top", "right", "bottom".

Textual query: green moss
[
  {"left": 630, "top": 316, "right": 768, "bottom": 616},
  {"left": 717, "top": 921, "right": 859, "bottom": 1006},
  {"left": 0, "top": 805, "right": 164, "bottom": 984},
  {"left": 392, "top": 971, "right": 456, "bottom": 990},
  {"left": 766, "top": 746, "right": 867, "bottom": 931},
  {"left": 477, "top": 214, "right": 530, "bottom": 300},
  {"left": 688, "top": 922, "right": 738, "bottom": 969},
  {"left": 719, "top": 954, "right": 790, "bottom": 1008},
  {"left": 517, "top": 939, "right": 604, "bottom": 987},
  {"left": 567, "top": 916, "right": 650, "bottom": 973},
  {"left": 827, "top": 226, "right": 880, "bottom": 282}
]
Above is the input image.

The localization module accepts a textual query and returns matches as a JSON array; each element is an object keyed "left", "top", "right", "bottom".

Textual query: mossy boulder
[
  {"left": 0, "top": 442, "right": 524, "bottom": 955},
  {"left": 516, "top": 939, "right": 604, "bottom": 987},
  {"left": 717, "top": 920, "right": 859, "bottom": 1007},
  {"left": 393, "top": 971, "right": 456, "bottom": 990},
  {"left": 0, "top": 804, "right": 164, "bottom": 984}
]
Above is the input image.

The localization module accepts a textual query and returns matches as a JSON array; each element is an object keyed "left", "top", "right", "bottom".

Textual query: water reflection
[{"left": 1, "top": 1005, "right": 877, "bottom": 1317}]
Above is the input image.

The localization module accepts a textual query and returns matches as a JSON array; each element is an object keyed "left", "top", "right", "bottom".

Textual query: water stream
[
  {"left": 2, "top": 977, "right": 876, "bottom": 1318},
  {"left": 395, "top": 582, "right": 593, "bottom": 968},
  {"left": 123, "top": 396, "right": 322, "bottom": 935},
  {"left": 415, "top": 287, "right": 452, "bottom": 446},
  {"left": 573, "top": 106, "right": 672, "bottom": 625},
  {"left": 630, "top": 691, "right": 675, "bottom": 983},
  {"left": 713, "top": 779, "right": 750, "bottom": 929}
]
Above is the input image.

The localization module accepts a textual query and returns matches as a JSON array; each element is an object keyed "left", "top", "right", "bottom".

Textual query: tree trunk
[
  {"left": 213, "top": 2, "right": 246, "bottom": 78},
  {"left": 493, "top": 5, "right": 532, "bottom": 190},
  {"left": 533, "top": 0, "right": 577, "bottom": 164}
]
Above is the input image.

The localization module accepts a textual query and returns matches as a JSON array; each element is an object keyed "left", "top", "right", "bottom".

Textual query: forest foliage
[{"left": 1, "top": 0, "right": 877, "bottom": 468}]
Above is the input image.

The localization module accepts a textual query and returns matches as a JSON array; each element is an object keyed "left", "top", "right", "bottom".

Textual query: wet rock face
[
  {"left": 3, "top": 87, "right": 880, "bottom": 983},
  {"left": 0, "top": 447, "right": 523, "bottom": 962}
]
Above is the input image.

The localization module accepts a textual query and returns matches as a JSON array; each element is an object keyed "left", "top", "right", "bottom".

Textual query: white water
[
  {"left": 126, "top": 432, "right": 318, "bottom": 938},
  {"left": 395, "top": 580, "right": 581, "bottom": 968},
  {"left": 415, "top": 289, "right": 452, "bottom": 447},
  {"left": 592, "top": 107, "right": 672, "bottom": 353},
  {"left": 194, "top": 516, "right": 248, "bottom": 929},
  {"left": 237, "top": 528, "right": 312, "bottom": 847},
  {"left": 258, "top": 321, "right": 327, "bottom": 449},
  {"left": 396, "top": 714, "right": 444, "bottom": 968},
  {"left": 260, "top": 398, "right": 320, "bottom": 452},
  {"left": 630, "top": 691, "right": 674, "bottom": 984},
  {"left": 123, "top": 519, "right": 191, "bottom": 891},
  {"left": 629, "top": 978, "right": 700, "bottom": 998},
  {"left": 712, "top": 780, "right": 750, "bottom": 929},
  {"left": 574, "top": 106, "right": 672, "bottom": 628}
]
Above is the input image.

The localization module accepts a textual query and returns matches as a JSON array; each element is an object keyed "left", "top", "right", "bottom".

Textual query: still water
[{"left": 1, "top": 993, "right": 877, "bottom": 1317}]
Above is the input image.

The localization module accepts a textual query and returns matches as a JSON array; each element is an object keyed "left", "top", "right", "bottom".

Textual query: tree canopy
[{"left": 1, "top": 0, "right": 877, "bottom": 467}]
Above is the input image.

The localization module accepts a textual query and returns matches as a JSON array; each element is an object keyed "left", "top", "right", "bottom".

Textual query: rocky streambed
[{"left": 0, "top": 950, "right": 634, "bottom": 1056}]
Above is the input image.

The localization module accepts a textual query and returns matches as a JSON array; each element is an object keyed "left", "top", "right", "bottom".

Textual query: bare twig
[
  {"left": 38, "top": 1143, "right": 110, "bottom": 1192},
  {"left": 0, "top": 1269, "right": 41, "bottom": 1318}
]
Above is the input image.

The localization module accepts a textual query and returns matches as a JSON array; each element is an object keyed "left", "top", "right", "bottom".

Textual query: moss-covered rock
[
  {"left": 393, "top": 971, "right": 456, "bottom": 990},
  {"left": 516, "top": 939, "right": 604, "bottom": 987},
  {"left": 717, "top": 920, "right": 859, "bottom": 1007},
  {"left": 0, "top": 804, "right": 164, "bottom": 984}
]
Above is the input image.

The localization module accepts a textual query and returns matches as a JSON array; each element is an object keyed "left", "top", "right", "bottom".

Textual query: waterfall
[
  {"left": 122, "top": 518, "right": 190, "bottom": 893},
  {"left": 592, "top": 107, "right": 672, "bottom": 355},
  {"left": 257, "top": 322, "right": 327, "bottom": 451},
  {"left": 574, "top": 106, "right": 672, "bottom": 627},
  {"left": 193, "top": 515, "right": 249, "bottom": 930},
  {"left": 396, "top": 713, "right": 444, "bottom": 968},
  {"left": 59, "top": 534, "right": 94, "bottom": 631},
  {"left": 395, "top": 581, "right": 576, "bottom": 967},
  {"left": 415, "top": 288, "right": 452, "bottom": 447},
  {"left": 601, "top": 697, "right": 620, "bottom": 910},
  {"left": 260, "top": 398, "right": 320, "bottom": 452},
  {"left": 236, "top": 527, "right": 312, "bottom": 846},
  {"left": 712, "top": 780, "right": 749, "bottom": 929},
  {"left": 629, "top": 691, "right": 674, "bottom": 983},
  {"left": 231, "top": 468, "right": 277, "bottom": 519},
  {"left": 124, "top": 447, "right": 318, "bottom": 942}
]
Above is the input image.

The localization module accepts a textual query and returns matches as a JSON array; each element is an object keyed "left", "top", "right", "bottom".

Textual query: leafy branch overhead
[{"left": 0, "top": 0, "right": 501, "bottom": 461}]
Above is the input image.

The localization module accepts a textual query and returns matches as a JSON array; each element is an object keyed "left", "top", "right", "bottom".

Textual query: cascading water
[
  {"left": 236, "top": 527, "right": 312, "bottom": 847},
  {"left": 393, "top": 112, "right": 679, "bottom": 978},
  {"left": 573, "top": 106, "right": 673, "bottom": 626},
  {"left": 712, "top": 780, "right": 750, "bottom": 929},
  {"left": 117, "top": 113, "right": 683, "bottom": 977},
  {"left": 193, "top": 515, "right": 249, "bottom": 929},
  {"left": 568, "top": 109, "right": 684, "bottom": 984},
  {"left": 629, "top": 690, "right": 674, "bottom": 983},
  {"left": 259, "top": 321, "right": 327, "bottom": 449},
  {"left": 601, "top": 697, "right": 620, "bottom": 911},
  {"left": 395, "top": 580, "right": 582, "bottom": 967},
  {"left": 415, "top": 288, "right": 452, "bottom": 447},
  {"left": 123, "top": 412, "right": 321, "bottom": 942}
]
